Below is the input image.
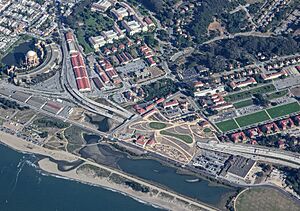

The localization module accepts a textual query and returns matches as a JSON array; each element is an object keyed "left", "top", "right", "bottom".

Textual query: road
[
  {"left": 203, "top": 31, "right": 273, "bottom": 45},
  {"left": 197, "top": 141, "right": 300, "bottom": 168},
  {"left": 213, "top": 53, "right": 300, "bottom": 78}
]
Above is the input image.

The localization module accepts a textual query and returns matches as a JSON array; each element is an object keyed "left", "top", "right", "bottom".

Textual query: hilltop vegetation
[
  {"left": 185, "top": 35, "right": 300, "bottom": 72},
  {"left": 142, "top": 78, "right": 178, "bottom": 101},
  {"left": 187, "top": 0, "right": 243, "bottom": 43},
  {"left": 64, "top": 0, "right": 114, "bottom": 53}
]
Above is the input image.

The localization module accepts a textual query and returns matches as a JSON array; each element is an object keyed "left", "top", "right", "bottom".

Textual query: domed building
[{"left": 25, "top": 50, "right": 39, "bottom": 67}]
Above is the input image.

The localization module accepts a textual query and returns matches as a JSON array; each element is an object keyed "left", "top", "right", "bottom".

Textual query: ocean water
[{"left": 0, "top": 144, "right": 159, "bottom": 211}]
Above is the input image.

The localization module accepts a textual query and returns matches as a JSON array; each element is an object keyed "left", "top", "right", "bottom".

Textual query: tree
[{"left": 253, "top": 94, "right": 270, "bottom": 106}]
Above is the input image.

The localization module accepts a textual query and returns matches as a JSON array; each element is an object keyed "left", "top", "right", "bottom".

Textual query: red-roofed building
[
  {"left": 230, "top": 77, "right": 257, "bottom": 90},
  {"left": 278, "top": 118, "right": 294, "bottom": 130},
  {"left": 194, "top": 81, "right": 204, "bottom": 88},
  {"left": 65, "top": 32, "right": 74, "bottom": 42},
  {"left": 247, "top": 127, "right": 262, "bottom": 138},
  {"left": 142, "top": 108, "right": 158, "bottom": 118},
  {"left": 136, "top": 135, "right": 146, "bottom": 147},
  {"left": 147, "top": 57, "right": 156, "bottom": 67},
  {"left": 261, "top": 122, "right": 280, "bottom": 134},
  {"left": 70, "top": 52, "right": 90, "bottom": 92},
  {"left": 164, "top": 100, "right": 179, "bottom": 109},
  {"left": 212, "top": 103, "right": 233, "bottom": 111},
  {"left": 261, "top": 70, "right": 288, "bottom": 81},
  {"left": 231, "top": 132, "right": 247, "bottom": 143},
  {"left": 294, "top": 115, "right": 300, "bottom": 125},
  {"left": 119, "top": 44, "right": 125, "bottom": 50},
  {"left": 145, "top": 103, "right": 155, "bottom": 111},
  {"left": 111, "top": 46, "right": 118, "bottom": 53},
  {"left": 146, "top": 139, "right": 156, "bottom": 146},
  {"left": 144, "top": 17, "right": 155, "bottom": 27},
  {"left": 156, "top": 98, "right": 165, "bottom": 104}
]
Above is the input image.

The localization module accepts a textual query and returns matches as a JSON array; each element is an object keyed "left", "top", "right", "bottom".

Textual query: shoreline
[
  {"left": 36, "top": 161, "right": 164, "bottom": 211},
  {"left": 0, "top": 131, "right": 218, "bottom": 211}
]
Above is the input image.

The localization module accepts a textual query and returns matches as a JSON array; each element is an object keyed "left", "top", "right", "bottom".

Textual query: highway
[
  {"left": 57, "top": 23, "right": 133, "bottom": 121},
  {"left": 0, "top": 91, "right": 109, "bottom": 138},
  {"left": 197, "top": 141, "right": 300, "bottom": 168}
]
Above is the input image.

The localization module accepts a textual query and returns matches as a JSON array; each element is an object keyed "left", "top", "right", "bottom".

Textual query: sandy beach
[{"left": 0, "top": 131, "right": 218, "bottom": 211}]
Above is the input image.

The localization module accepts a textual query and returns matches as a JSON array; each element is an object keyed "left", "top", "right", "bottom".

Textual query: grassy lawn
[
  {"left": 266, "top": 90, "right": 288, "bottom": 100},
  {"left": 224, "top": 84, "right": 276, "bottom": 102},
  {"left": 215, "top": 119, "right": 239, "bottom": 132},
  {"left": 13, "top": 109, "right": 36, "bottom": 124},
  {"left": 203, "top": 128, "right": 211, "bottom": 133},
  {"left": 266, "top": 102, "right": 300, "bottom": 119},
  {"left": 149, "top": 122, "right": 167, "bottom": 130},
  {"left": 160, "top": 130, "right": 193, "bottom": 144},
  {"left": 235, "top": 187, "right": 300, "bottom": 211},
  {"left": 235, "top": 110, "right": 270, "bottom": 127},
  {"left": 233, "top": 99, "right": 254, "bottom": 108}
]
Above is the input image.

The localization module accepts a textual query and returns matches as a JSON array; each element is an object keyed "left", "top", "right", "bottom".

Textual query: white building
[
  {"left": 111, "top": 7, "right": 128, "bottom": 20},
  {"left": 121, "top": 20, "right": 142, "bottom": 36},
  {"left": 89, "top": 35, "right": 106, "bottom": 51},
  {"left": 91, "top": 0, "right": 114, "bottom": 12}
]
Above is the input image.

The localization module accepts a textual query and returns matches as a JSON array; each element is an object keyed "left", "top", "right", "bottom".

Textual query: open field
[
  {"left": 235, "top": 187, "right": 300, "bottom": 211},
  {"left": 224, "top": 84, "right": 276, "bottom": 102},
  {"left": 233, "top": 99, "right": 254, "bottom": 108},
  {"left": 266, "top": 90, "right": 288, "bottom": 100},
  {"left": 216, "top": 102, "right": 300, "bottom": 132},
  {"left": 160, "top": 130, "right": 193, "bottom": 144},
  {"left": 12, "top": 109, "right": 36, "bottom": 124},
  {"left": 149, "top": 122, "right": 167, "bottom": 130},
  {"left": 215, "top": 120, "right": 239, "bottom": 133},
  {"left": 266, "top": 102, "right": 300, "bottom": 119},
  {"left": 236, "top": 110, "right": 270, "bottom": 127}
]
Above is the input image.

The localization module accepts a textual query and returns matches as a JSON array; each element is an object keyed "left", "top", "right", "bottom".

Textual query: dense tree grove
[
  {"left": 0, "top": 98, "right": 29, "bottom": 110},
  {"left": 142, "top": 78, "right": 178, "bottom": 101},
  {"left": 280, "top": 167, "right": 300, "bottom": 195},
  {"left": 33, "top": 118, "right": 70, "bottom": 129},
  {"left": 185, "top": 35, "right": 300, "bottom": 72}
]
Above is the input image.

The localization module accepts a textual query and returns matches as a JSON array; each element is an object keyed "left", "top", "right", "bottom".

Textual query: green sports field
[
  {"left": 215, "top": 102, "right": 300, "bottom": 133},
  {"left": 236, "top": 110, "right": 270, "bottom": 127},
  {"left": 266, "top": 102, "right": 300, "bottom": 119},
  {"left": 215, "top": 119, "right": 239, "bottom": 132},
  {"left": 233, "top": 99, "right": 254, "bottom": 108}
]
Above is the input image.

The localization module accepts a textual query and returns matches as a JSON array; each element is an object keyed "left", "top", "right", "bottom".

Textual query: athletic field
[{"left": 215, "top": 102, "right": 300, "bottom": 132}]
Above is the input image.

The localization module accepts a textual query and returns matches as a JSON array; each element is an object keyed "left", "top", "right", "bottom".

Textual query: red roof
[
  {"left": 81, "top": 78, "right": 91, "bottom": 89},
  {"left": 65, "top": 32, "right": 74, "bottom": 42},
  {"left": 164, "top": 100, "right": 178, "bottom": 108},
  {"left": 76, "top": 79, "right": 84, "bottom": 90},
  {"left": 146, "top": 139, "right": 156, "bottom": 146},
  {"left": 71, "top": 57, "right": 79, "bottom": 67},
  {"left": 156, "top": 98, "right": 165, "bottom": 104},
  {"left": 144, "top": 17, "right": 154, "bottom": 25},
  {"left": 145, "top": 103, "right": 155, "bottom": 111},
  {"left": 136, "top": 135, "right": 146, "bottom": 146}
]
